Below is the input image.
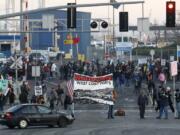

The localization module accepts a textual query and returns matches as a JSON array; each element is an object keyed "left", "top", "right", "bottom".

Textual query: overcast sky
[{"left": 0, "top": 0, "right": 180, "bottom": 25}]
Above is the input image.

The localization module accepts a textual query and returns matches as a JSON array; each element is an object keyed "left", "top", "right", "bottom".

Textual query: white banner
[
  {"left": 78, "top": 97, "right": 114, "bottom": 105},
  {"left": 74, "top": 73, "right": 114, "bottom": 90}
]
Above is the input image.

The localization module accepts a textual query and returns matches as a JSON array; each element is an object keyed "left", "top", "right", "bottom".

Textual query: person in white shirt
[{"left": 51, "top": 63, "right": 57, "bottom": 78}]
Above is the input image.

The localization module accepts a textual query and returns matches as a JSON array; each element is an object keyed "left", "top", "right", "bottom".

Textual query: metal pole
[
  {"left": 70, "top": 30, "right": 73, "bottom": 59},
  {"left": 113, "top": 7, "right": 115, "bottom": 55},
  {"left": 76, "top": 33, "right": 79, "bottom": 60},
  {"left": 140, "top": 3, "right": 144, "bottom": 42},
  {"left": 104, "top": 35, "right": 107, "bottom": 60},
  {"left": 173, "top": 76, "right": 176, "bottom": 118},
  {"left": 0, "top": 1, "right": 145, "bottom": 19},
  {"left": 20, "top": 0, "right": 23, "bottom": 50}
]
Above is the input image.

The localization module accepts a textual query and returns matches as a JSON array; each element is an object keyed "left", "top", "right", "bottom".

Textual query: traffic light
[
  {"left": 90, "top": 21, "right": 98, "bottom": 29},
  {"left": 119, "top": 12, "right": 128, "bottom": 32},
  {"left": 101, "top": 21, "right": 108, "bottom": 29},
  {"left": 67, "top": 3, "right": 76, "bottom": 29},
  {"left": 166, "top": 1, "right": 176, "bottom": 27}
]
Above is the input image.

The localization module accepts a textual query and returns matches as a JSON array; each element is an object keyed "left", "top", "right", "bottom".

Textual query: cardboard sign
[
  {"left": 161, "top": 59, "right": 166, "bottom": 66},
  {"left": 32, "top": 66, "right": 41, "bottom": 77},
  {"left": 34, "top": 86, "right": 43, "bottom": 96},
  {"left": 170, "top": 61, "right": 178, "bottom": 76}
]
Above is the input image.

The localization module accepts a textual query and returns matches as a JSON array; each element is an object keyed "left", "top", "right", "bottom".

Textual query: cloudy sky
[{"left": 0, "top": 0, "right": 180, "bottom": 25}]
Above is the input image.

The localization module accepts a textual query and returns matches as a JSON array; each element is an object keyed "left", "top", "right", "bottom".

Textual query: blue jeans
[
  {"left": 159, "top": 106, "right": 168, "bottom": 118},
  {"left": 67, "top": 103, "right": 75, "bottom": 118}
]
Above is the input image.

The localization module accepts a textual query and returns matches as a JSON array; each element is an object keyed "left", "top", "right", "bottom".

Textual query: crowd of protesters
[{"left": 1, "top": 58, "right": 180, "bottom": 120}]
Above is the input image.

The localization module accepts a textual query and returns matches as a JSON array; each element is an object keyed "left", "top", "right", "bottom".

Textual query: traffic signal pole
[{"left": 0, "top": 1, "right": 145, "bottom": 19}]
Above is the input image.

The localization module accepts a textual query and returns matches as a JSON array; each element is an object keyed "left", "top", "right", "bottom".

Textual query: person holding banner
[{"left": 108, "top": 90, "right": 117, "bottom": 119}]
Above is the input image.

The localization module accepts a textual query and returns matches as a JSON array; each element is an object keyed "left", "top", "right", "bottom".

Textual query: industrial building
[
  {"left": 26, "top": 10, "right": 91, "bottom": 58},
  {"left": 0, "top": 0, "right": 91, "bottom": 58}
]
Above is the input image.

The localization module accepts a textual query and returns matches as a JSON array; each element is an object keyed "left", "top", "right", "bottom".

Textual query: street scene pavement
[{"left": 1, "top": 78, "right": 180, "bottom": 135}]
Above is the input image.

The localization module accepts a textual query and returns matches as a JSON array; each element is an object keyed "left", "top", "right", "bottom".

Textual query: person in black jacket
[
  {"left": 0, "top": 92, "right": 5, "bottom": 112},
  {"left": 175, "top": 89, "right": 180, "bottom": 119},
  {"left": 138, "top": 90, "right": 148, "bottom": 119},
  {"left": 156, "top": 88, "right": 169, "bottom": 119},
  {"left": 166, "top": 87, "right": 174, "bottom": 113}
]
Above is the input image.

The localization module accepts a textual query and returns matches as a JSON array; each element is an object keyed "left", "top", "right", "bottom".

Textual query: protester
[
  {"left": 137, "top": 90, "right": 148, "bottom": 119},
  {"left": 8, "top": 83, "right": 15, "bottom": 106},
  {"left": 158, "top": 71, "right": 166, "bottom": 86},
  {"left": 108, "top": 90, "right": 117, "bottom": 119},
  {"left": 166, "top": 87, "right": 174, "bottom": 113},
  {"left": 0, "top": 92, "right": 5, "bottom": 112},
  {"left": 175, "top": 89, "right": 180, "bottom": 119},
  {"left": 56, "top": 84, "right": 64, "bottom": 106},
  {"left": 51, "top": 63, "right": 57, "bottom": 78},
  {"left": 156, "top": 87, "right": 169, "bottom": 119},
  {"left": 49, "top": 88, "right": 57, "bottom": 110},
  {"left": 19, "top": 81, "right": 30, "bottom": 103},
  {"left": 64, "top": 94, "right": 74, "bottom": 119}
]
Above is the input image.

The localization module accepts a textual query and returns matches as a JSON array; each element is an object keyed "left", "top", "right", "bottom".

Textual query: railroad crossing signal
[{"left": 10, "top": 56, "right": 23, "bottom": 69}]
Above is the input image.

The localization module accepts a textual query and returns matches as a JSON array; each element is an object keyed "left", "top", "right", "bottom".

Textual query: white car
[{"left": 0, "top": 53, "right": 7, "bottom": 64}]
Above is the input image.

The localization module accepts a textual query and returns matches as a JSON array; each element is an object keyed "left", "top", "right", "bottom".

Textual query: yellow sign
[
  {"left": 78, "top": 54, "right": 82, "bottom": 61},
  {"left": 81, "top": 54, "right": 85, "bottom": 62},
  {"left": 64, "top": 40, "right": 73, "bottom": 45},
  {"left": 65, "top": 53, "right": 72, "bottom": 59},
  {"left": 78, "top": 54, "right": 85, "bottom": 62}
]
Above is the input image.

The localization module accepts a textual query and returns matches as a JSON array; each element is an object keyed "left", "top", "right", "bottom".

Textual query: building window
[
  {"left": 117, "top": 37, "right": 122, "bottom": 42},
  {"left": 123, "top": 37, "right": 128, "bottom": 42}
]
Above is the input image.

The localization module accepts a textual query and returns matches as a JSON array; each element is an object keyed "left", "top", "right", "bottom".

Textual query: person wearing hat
[{"left": 175, "top": 89, "right": 180, "bottom": 119}]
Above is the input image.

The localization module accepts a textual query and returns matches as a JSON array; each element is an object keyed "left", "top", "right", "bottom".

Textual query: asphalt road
[
  {"left": 0, "top": 111, "right": 180, "bottom": 135},
  {"left": 1, "top": 77, "right": 180, "bottom": 134}
]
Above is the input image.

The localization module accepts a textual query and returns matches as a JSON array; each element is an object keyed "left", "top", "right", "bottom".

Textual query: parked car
[{"left": 0, "top": 104, "right": 74, "bottom": 129}]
